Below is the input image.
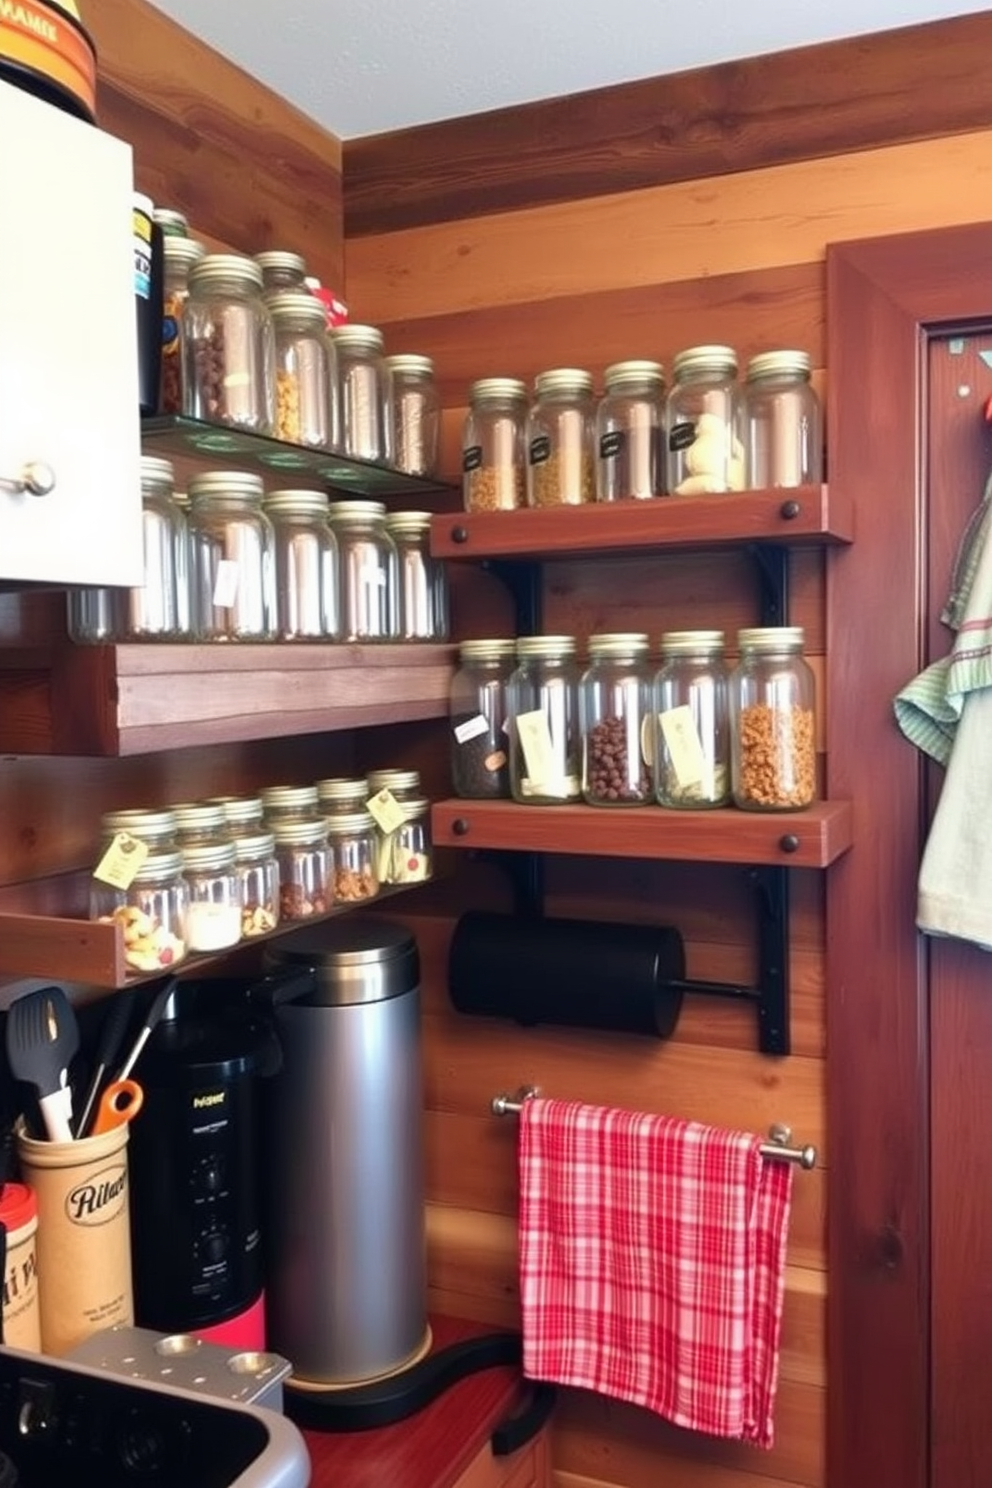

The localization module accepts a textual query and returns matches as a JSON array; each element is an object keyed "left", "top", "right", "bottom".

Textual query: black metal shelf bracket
[
  {"left": 482, "top": 558, "right": 543, "bottom": 636},
  {"left": 748, "top": 541, "right": 790, "bottom": 627}
]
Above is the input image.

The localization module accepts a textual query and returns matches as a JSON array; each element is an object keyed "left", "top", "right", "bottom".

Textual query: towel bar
[{"left": 490, "top": 1087, "right": 817, "bottom": 1171}]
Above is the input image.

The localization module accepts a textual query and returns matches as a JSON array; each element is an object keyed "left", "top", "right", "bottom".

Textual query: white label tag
[
  {"left": 454, "top": 714, "right": 489, "bottom": 745},
  {"left": 92, "top": 831, "right": 149, "bottom": 889},
  {"left": 515, "top": 709, "right": 557, "bottom": 792},
  {"left": 212, "top": 559, "right": 240, "bottom": 609},
  {"left": 660, "top": 705, "right": 708, "bottom": 788},
  {"left": 366, "top": 788, "right": 406, "bottom": 835}
]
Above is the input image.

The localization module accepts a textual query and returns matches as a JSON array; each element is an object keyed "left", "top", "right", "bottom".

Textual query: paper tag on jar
[
  {"left": 515, "top": 709, "right": 557, "bottom": 792},
  {"left": 659, "top": 706, "right": 707, "bottom": 788},
  {"left": 453, "top": 714, "right": 489, "bottom": 745},
  {"left": 366, "top": 788, "right": 406, "bottom": 835},
  {"left": 212, "top": 559, "right": 240, "bottom": 609},
  {"left": 92, "top": 831, "right": 149, "bottom": 889}
]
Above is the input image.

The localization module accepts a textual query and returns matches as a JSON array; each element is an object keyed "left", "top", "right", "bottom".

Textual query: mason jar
[
  {"left": 65, "top": 585, "right": 118, "bottom": 644},
  {"left": 327, "top": 499, "right": 399, "bottom": 641},
  {"left": 666, "top": 345, "right": 746, "bottom": 496},
  {"left": 527, "top": 369, "right": 596, "bottom": 508},
  {"left": 209, "top": 796, "right": 265, "bottom": 834},
  {"left": 596, "top": 360, "right": 666, "bottom": 501},
  {"left": 384, "top": 510, "right": 449, "bottom": 641},
  {"left": 233, "top": 830, "right": 280, "bottom": 938},
  {"left": 171, "top": 801, "right": 232, "bottom": 848},
  {"left": 744, "top": 350, "right": 823, "bottom": 489},
  {"left": 579, "top": 633, "right": 653, "bottom": 806},
  {"left": 90, "top": 850, "right": 189, "bottom": 974},
  {"left": 653, "top": 630, "right": 731, "bottom": 809},
  {"left": 255, "top": 249, "right": 308, "bottom": 296},
  {"left": 326, "top": 811, "right": 379, "bottom": 903},
  {"left": 183, "top": 253, "right": 276, "bottom": 433},
  {"left": 731, "top": 626, "right": 817, "bottom": 811},
  {"left": 462, "top": 377, "right": 528, "bottom": 513},
  {"left": 508, "top": 635, "right": 582, "bottom": 803},
  {"left": 331, "top": 324, "right": 387, "bottom": 462},
  {"left": 365, "top": 768, "right": 421, "bottom": 803},
  {"left": 99, "top": 807, "right": 178, "bottom": 855},
  {"left": 380, "top": 797, "right": 433, "bottom": 886},
  {"left": 272, "top": 817, "right": 332, "bottom": 920},
  {"left": 384, "top": 354, "right": 440, "bottom": 476},
  {"left": 181, "top": 841, "right": 242, "bottom": 953},
  {"left": 188, "top": 471, "right": 276, "bottom": 641},
  {"left": 154, "top": 208, "right": 189, "bottom": 239},
  {"left": 262, "top": 489, "right": 340, "bottom": 641},
  {"left": 316, "top": 777, "right": 370, "bottom": 816},
  {"left": 449, "top": 637, "right": 516, "bottom": 799},
  {"left": 269, "top": 291, "right": 336, "bottom": 449},
  {"left": 261, "top": 784, "right": 321, "bottom": 823},
  {"left": 160, "top": 237, "right": 205, "bottom": 414}
]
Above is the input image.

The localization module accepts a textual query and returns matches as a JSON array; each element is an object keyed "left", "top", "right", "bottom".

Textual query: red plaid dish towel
[{"left": 518, "top": 1098, "right": 793, "bottom": 1448}]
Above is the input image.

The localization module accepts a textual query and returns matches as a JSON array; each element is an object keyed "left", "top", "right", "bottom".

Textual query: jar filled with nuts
[
  {"left": 331, "top": 324, "right": 387, "bottom": 463},
  {"left": 188, "top": 471, "right": 276, "bottom": 642},
  {"left": 527, "top": 369, "right": 597, "bottom": 508},
  {"left": 653, "top": 630, "right": 731, "bottom": 809},
  {"left": 449, "top": 638, "right": 516, "bottom": 799},
  {"left": 180, "top": 841, "right": 242, "bottom": 953},
  {"left": 272, "top": 817, "right": 332, "bottom": 921},
  {"left": 596, "top": 360, "right": 666, "bottom": 501},
  {"left": 384, "top": 510, "right": 450, "bottom": 641},
  {"left": 328, "top": 499, "right": 400, "bottom": 641},
  {"left": 326, "top": 811, "right": 379, "bottom": 902},
  {"left": 381, "top": 797, "right": 433, "bottom": 885},
  {"left": 261, "top": 784, "right": 321, "bottom": 824},
  {"left": 255, "top": 249, "right": 308, "bottom": 295},
  {"left": 507, "top": 635, "right": 582, "bottom": 804},
  {"left": 462, "top": 377, "right": 528, "bottom": 513},
  {"left": 262, "top": 489, "right": 340, "bottom": 641},
  {"left": 731, "top": 626, "right": 817, "bottom": 811},
  {"left": 160, "top": 237, "right": 205, "bottom": 414},
  {"left": 183, "top": 253, "right": 276, "bottom": 433},
  {"left": 317, "top": 777, "right": 370, "bottom": 816},
  {"left": 384, "top": 354, "right": 440, "bottom": 476},
  {"left": 91, "top": 851, "right": 188, "bottom": 974},
  {"left": 233, "top": 830, "right": 280, "bottom": 938},
  {"left": 171, "top": 801, "right": 232, "bottom": 848},
  {"left": 666, "top": 345, "right": 746, "bottom": 496},
  {"left": 744, "top": 350, "right": 823, "bottom": 489},
  {"left": 269, "top": 291, "right": 337, "bottom": 450},
  {"left": 579, "top": 633, "right": 653, "bottom": 806}
]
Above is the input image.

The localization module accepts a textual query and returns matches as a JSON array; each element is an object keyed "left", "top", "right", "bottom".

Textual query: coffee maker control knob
[
  {"left": 195, "top": 1159, "right": 225, "bottom": 1195},
  {"left": 201, "top": 1231, "right": 228, "bottom": 1265}
]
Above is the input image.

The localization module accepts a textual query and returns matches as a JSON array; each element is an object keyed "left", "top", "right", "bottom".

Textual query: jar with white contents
[
  {"left": 181, "top": 841, "right": 242, "bottom": 952},
  {"left": 381, "top": 798, "right": 433, "bottom": 886},
  {"left": 666, "top": 345, "right": 746, "bottom": 495}
]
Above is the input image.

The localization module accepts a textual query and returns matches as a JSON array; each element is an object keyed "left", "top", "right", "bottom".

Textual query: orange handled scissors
[{"left": 91, "top": 1078, "right": 144, "bottom": 1135}]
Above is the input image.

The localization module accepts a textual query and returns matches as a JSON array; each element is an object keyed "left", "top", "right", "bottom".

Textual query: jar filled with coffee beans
[
  {"left": 507, "top": 635, "right": 582, "bottom": 803},
  {"left": 160, "top": 237, "right": 205, "bottom": 414},
  {"left": 653, "top": 630, "right": 731, "bottom": 809},
  {"left": 579, "top": 633, "right": 653, "bottom": 806},
  {"left": 462, "top": 378, "right": 528, "bottom": 513},
  {"left": 269, "top": 291, "right": 337, "bottom": 449},
  {"left": 183, "top": 253, "right": 275, "bottom": 433},
  {"left": 596, "top": 360, "right": 666, "bottom": 501},
  {"left": 527, "top": 369, "right": 596, "bottom": 508},
  {"left": 730, "top": 626, "right": 816, "bottom": 811},
  {"left": 449, "top": 638, "right": 516, "bottom": 799},
  {"left": 325, "top": 811, "right": 379, "bottom": 903},
  {"left": 272, "top": 816, "right": 332, "bottom": 920}
]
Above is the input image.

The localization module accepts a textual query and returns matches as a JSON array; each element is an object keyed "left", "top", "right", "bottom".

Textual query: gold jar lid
[
  {"left": 516, "top": 635, "right": 577, "bottom": 660},
  {"left": 603, "top": 360, "right": 665, "bottom": 389},
  {"left": 188, "top": 253, "right": 264, "bottom": 292},
  {"left": 459, "top": 638, "right": 517, "bottom": 661},
  {"left": 660, "top": 629, "right": 726, "bottom": 655},
  {"left": 534, "top": 368, "right": 594, "bottom": 397},
  {"left": 586, "top": 632, "right": 650, "bottom": 658},
  {"left": 468, "top": 377, "right": 528, "bottom": 403},
  {"left": 745, "top": 350, "right": 812, "bottom": 381},
  {"left": 671, "top": 345, "right": 738, "bottom": 381},
  {"left": 738, "top": 625, "right": 805, "bottom": 652}
]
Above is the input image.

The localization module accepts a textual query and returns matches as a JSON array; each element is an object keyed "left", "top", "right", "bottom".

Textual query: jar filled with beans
[
  {"left": 325, "top": 811, "right": 379, "bottom": 903},
  {"left": 183, "top": 254, "right": 275, "bottom": 433},
  {"left": 653, "top": 630, "right": 731, "bottom": 809},
  {"left": 269, "top": 291, "right": 337, "bottom": 450},
  {"left": 579, "top": 633, "right": 653, "bottom": 806},
  {"left": 462, "top": 378, "right": 528, "bottom": 513},
  {"left": 527, "top": 369, "right": 596, "bottom": 508},
  {"left": 272, "top": 817, "right": 332, "bottom": 920},
  {"left": 730, "top": 626, "right": 816, "bottom": 811}
]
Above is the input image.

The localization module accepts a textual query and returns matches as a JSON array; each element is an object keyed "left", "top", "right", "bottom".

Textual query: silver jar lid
[
  {"left": 671, "top": 344, "right": 738, "bottom": 381},
  {"left": 140, "top": 456, "right": 175, "bottom": 494},
  {"left": 459, "top": 638, "right": 517, "bottom": 661},
  {"left": 660, "top": 629, "right": 726, "bottom": 655},
  {"left": 131, "top": 850, "right": 185, "bottom": 882},
  {"left": 395, "top": 796, "right": 429, "bottom": 822},
  {"left": 383, "top": 354, "right": 434, "bottom": 377},
  {"left": 101, "top": 807, "right": 177, "bottom": 838},
  {"left": 262, "top": 490, "right": 330, "bottom": 517},
  {"left": 181, "top": 841, "right": 237, "bottom": 872},
  {"left": 188, "top": 253, "right": 264, "bottom": 292},
  {"left": 603, "top": 359, "right": 664, "bottom": 388},
  {"left": 326, "top": 499, "right": 387, "bottom": 522},
  {"left": 745, "top": 350, "right": 813, "bottom": 381},
  {"left": 586, "top": 631, "right": 650, "bottom": 658},
  {"left": 384, "top": 510, "right": 431, "bottom": 536},
  {"left": 469, "top": 377, "right": 528, "bottom": 403},
  {"left": 172, "top": 802, "right": 229, "bottom": 834},
  {"left": 188, "top": 471, "right": 265, "bottom": 505},
  {"left": 232, "top": 830, "right": 276, "bottom": 862},
  {"left": 366, "top": 768, "right": 420, "bottom": 794},
  {"left": 266, "top": 290, "right": 328, "bottom": 327},
  {"left": 154, "top": 208, "right": 189, "bottom": 235},
  {"left": 262, "top": 784, "right": 320, "bottom": 814},
  {"left": 325, "top": 811, "right": 376, "bottom": 835},
  {"left": 209, "top": 796, "right": 264, "bottom": 827},
  {"left": 330, "top": 324, "right": 384, "bottom": 353},
  {"left": 534, "top": 368, "right": 594, "bottom": 397},
  {"left": 270, "top": 818, "right": 328, "bottom": 846},
  {"left": 255, "top": 250, "right": 307, "bottom": 278},
  {"left": 163, "top": 237, "right": 205, "bottom": 272},
  {"left": 738, "top": 625, "right": 805, "bottom": 652},
  {"left": 516, "top": 634, "right": 577, "bottom": 659},
  {"left": 316, "top": 777, "right": 369, "bottom": 803}
]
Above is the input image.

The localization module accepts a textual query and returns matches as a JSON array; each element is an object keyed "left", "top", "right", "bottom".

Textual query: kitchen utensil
[
  {"left": 115, "top": 978, "right": 176, "bottom": 1083},
  {"left": 91, "top": 1078, "right": 144, "bottom": 1136},
  {"left": 75, "top": 994, "right": 133, "bottom": 1139},
  {"left": 5, "top": 986, "right": 79, "bottom": 1142}
]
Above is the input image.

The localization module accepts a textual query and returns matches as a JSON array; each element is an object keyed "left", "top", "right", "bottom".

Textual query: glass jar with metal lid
[
  {"left": 326, "top": 811, "right": 379, "bottom": 903},
  {"left": 271, "top": 817, "right": 332, "bottom": 921},
  {"left": 380, "top": 798, "right": 433, "bottom": 885},
  {"left": 208, "top": 796, "right": 265, "bottom": 834},
  {"left": 262, "top": 489, "right": 340, "bottom": 641},
  {"left": 316, "top": 777, "right": 370, "bottom": 816},
  {"left": 744, "top": 350, "right": 823, "bottom": 489},
  {"left": 255, "top": 250, "right": 308, "bottom": 296},
  {"left": 98, "top": 808, "right": 178, "bottom": 855},
  {"left": 527, "top": 368, "right": 596, "bottom": 508},
  {"left": 653, "top": 630, "right": 731, "bottom": 809},
  {"left": 171, "top": 801, "right": 232, "bottom": 848},
  {"left": 384, "top": 510, "right": 449, "bottom": 641},
  {"left": 269, "top": 291, "right": 336, "bottom": 449},
  {"left": 331, "top": 324, "right": 387, "bottom": 462},
  {"left": 666, "top": 345, "right": 746, "bottom": 496},
  {"left": 261, "top": 784, "right": 321, "bottom": 823},
  {"left": 183, "top": 253, "right": 275, "bottom": 432},
  {"left": 153, "top": 208, "right": 189, "bottom": 239},
  {"left": 730, "top": 626, "right": 817, "bottom": 811},
  {"left": 507, "top": 635, "right": 582, "bottom": 803},
  {"left": 579, "top": 633, "right": 653, "bottom": 806},
  {"left": 90, "top": 850, "right": 188, "bottom": 974},
  {"left": 384, "top": 354, "right": 440, "bottom": 476},
  {"left": 233, "top": 830, "right": 280, "bottom": 938},
  {"left": 121, "top": 455, "right": 189, "bottom": 641},
  {"left": 365, "top": 768, "right": 421, "bottom": 802},
  {"left": 181, "top": 841, "right": 242, "bottom": 953},
  {"left": 160, "top": 237, "right": 205, "bottom": 414},
  {"left": 449, "top": 637, "right": 516, "bottom": 799},
  {"left": 327, "top": 499, "right": 399, "bottom": 641},
  {"left": 188, "top": 471, "right": 276, "bottom": 642},
  {"left": 462, "top": 378, "right": 528, "bottom": 513},
  {"left": 596, "top": 360, "right": 666, "bottom": 502}
]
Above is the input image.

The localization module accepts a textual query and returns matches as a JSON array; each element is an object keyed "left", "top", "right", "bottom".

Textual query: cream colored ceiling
[{"left": 149, "top": 0, "right": 988, "bottom": 139}]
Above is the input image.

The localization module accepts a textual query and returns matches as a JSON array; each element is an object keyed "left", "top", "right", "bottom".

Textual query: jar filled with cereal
[
  {"left": 326, "top": 811, "right": 379, "bottom": 903},
  {"left": 730, "top": 626, "right": 816, "bottom": 811},
  {"left": 653, "top": 630, "right": 731, "bottom": 809},
  {"left": 666, "top": 345, "right": 746, "bottom": 496},
  {"left": 269, "top": 291, "right": 336, "bottom": 450},
  {"left": 381, "top": 797, "right": 433, "bottom": 885},
  {"left": 462, "top": 378, "right": 528, "bottom": 513},
  {"left": 272, "top": 817, "right": 332, "bottom": 921},
  {"left": 527, "top": 369, "right": 596, "bottom": 508},
  {"left": 579, "top": 633, "right": 653, "bottom": 806},
  {"left": 233, "top": 830, "right": 280, "bottom": 938},
  {"left": 181, "top": 841, "right": 242, "bottom": 953},
  {"left": 507, "top": 635, "right": 582, "bottom": 803},
  {"left": 91, "top": 851, "right": 188, "bottom": 974},
  {"left": 183, "top": 254, "right": 275, "bottom": 433}
]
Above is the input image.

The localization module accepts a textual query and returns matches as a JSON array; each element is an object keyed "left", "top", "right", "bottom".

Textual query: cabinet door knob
[{"left": 0, "top": 461, "right": 56, "bottom": 497}]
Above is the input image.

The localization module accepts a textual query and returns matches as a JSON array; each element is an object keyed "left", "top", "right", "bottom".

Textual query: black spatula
[{"left": 5, "top": 986, "right": 80, "bottom": 1142}]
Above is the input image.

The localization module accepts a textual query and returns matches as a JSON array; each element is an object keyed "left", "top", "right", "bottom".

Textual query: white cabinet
[{"left": 0, "top": 81, "right": 142, "bottom": 585}]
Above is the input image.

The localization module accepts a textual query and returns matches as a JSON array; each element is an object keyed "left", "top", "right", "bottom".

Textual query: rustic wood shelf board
[
  {"left": 430, "top": 486, "right": 852, "bottom": 560},
  {"left": 431, "top": 798, "right": 853, "bottom": 868}
]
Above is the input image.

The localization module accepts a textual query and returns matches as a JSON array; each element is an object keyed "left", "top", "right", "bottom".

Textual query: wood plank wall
[{"left": 343, "top": 17, "right": 992, "bottom": 1488}]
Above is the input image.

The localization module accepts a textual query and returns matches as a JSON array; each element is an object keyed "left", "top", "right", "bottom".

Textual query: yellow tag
[
  {"left": 366, "top": 788, "right": 406, "bottom": 835},
  {"left": 515, "top": 709, "right": 556, "bottom": 793},
  {"left": 660, "top": 706, "right": 708, "bottom": 789},
  {"left": 92, "top": 831, "right": 149, "bottom": 890}
]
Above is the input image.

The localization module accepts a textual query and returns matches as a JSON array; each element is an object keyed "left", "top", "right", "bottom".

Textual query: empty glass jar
[
  {"left": 508, "top": 636, "right": 582, "bottom": 803},
  {"left": 527, "top": 369, "right": 596, "bottom": 508},
  {"left": 328, "top": 499, "right": 399, "bottom": 641},
  {"left": 579, "top": 633, "right": 653, "bottom": 806},
  {"left": 326, "top": 811, "right": 379, "bottom": 903},
  {"left": 731, "top": 626, "right": 817, "bottom": 811},
  {"left": 666, "top": 345, "right": 746, "bottom": 496},
  {"left": 744, "top": 351, "right": 823, "bottom": 489},
  {"left": 385, "top": 510, "right": 449, "bottom": 640},
  {"left": 384, "top": 354, "right": 440, "bottom": 476},
  {"left": 233, "top": 829, "right": 280, "bottom": 938},
  {"left": 262, "top": 489, "right": 340, "bottom": 640},
  {"left": 449, "top": 637, "right": 516, "bottom": 799},
  {"left": 653, "top": 630, "right": 731, "bottom": 809},
  {"left": 187, "top": 471, "right": 276, "bottom": 641},
  {"left": 183, "top": 253, "right": 275, "bottom": 433},
  {"left": 332, "top": 324, "right": 386, "bottom": 462},
  {"left": 596, "top": 360, "right": 666, "bottom": 501},
  {"left": 269, "top": 291, "right": 336, "bottom": 449},
  {"left": 181, "top": 841, "right": 241, "bottom": 953},
  {"left": 462, "top": 378, "right": 528, "bottom": 513}
]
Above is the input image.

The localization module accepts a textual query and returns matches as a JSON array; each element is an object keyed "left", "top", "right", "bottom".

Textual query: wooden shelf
[
  {"left": 432, "top": 798, "right": 853, "bottom": 868},
  {"left": 430, "top": 485, "right": 852, "bottom": 560},
  {"left": 0, "top": 642, "right": 456, "bottom": 756}
]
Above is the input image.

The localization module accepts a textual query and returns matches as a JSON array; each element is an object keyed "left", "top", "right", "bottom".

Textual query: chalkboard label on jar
[
  {"left": 529, "top": 435, "right": 552, "bottom": 465},
  {"left": 463, "top": 445, "right": 483, "bottom": 473},
  {"left": 669, "top": 422, "right": 697, "bottom": 452},
  {"left": 599, "top": 430, "right": 626, "bottom": 460}
]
